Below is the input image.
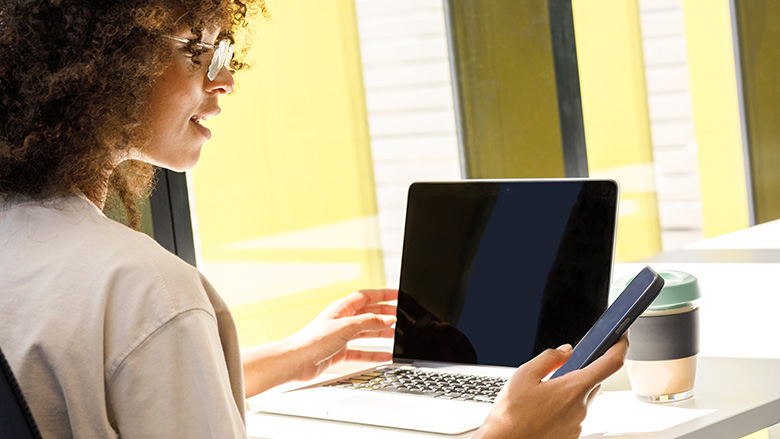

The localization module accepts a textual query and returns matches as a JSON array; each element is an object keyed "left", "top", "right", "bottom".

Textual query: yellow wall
[
  {"left": 682, "top": 0, "right": 750, "bottom": 237},
  {"left": 572, "top": 0, "right": 662, "bottom": 262},
  {"left": 740, "top": 429, "right": 769, "bottom": 439},
  {"left": 190, "top": 0, "right": 384, "bottom": 347}
]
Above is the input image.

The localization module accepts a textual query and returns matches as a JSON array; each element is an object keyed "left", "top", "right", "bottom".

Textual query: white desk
[
  {"left": 616, "top": 219, "right": 780, "bottom": 360},
  {"left": 246, "top": 357, "right": 780, "bottom": 439},
  {"left": 586, "top": 357, "right": 780, "bottom": 438},
  {"left": 246, "top": 220, "right": 780, "bottom": 438}
]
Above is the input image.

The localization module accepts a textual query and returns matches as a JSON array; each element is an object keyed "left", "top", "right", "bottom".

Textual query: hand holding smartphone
[{"left": 551, "top": 266, "right": 664, "bottom": 379}]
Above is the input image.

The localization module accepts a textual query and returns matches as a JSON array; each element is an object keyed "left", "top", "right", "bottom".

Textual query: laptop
[{"left": 250, "top": 179, "right": 619, "bottom": 434}]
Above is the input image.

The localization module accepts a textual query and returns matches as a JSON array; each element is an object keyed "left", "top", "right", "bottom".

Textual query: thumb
[{"left": 524, "top": 344, "right": 573, "bottom": 380}]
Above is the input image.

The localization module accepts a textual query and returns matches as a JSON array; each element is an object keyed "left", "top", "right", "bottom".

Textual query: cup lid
[{"left": 610, "top": 270, "right": 701, "bottom": 310}]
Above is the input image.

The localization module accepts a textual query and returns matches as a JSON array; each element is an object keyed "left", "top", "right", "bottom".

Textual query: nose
[{"left": 205, "top": 65, "right": 235, "bottom": 94}]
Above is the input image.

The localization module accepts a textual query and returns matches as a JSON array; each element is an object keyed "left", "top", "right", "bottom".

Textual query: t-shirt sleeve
[{"left": 106, "top": 309, "right": 246, "bottom": 438}]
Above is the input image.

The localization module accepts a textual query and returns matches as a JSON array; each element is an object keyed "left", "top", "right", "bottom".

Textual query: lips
[
  {"left": 190, "top": 107, "right": 220, "bottom": 140},
  {"left": 190, "top": 117, "right": 212, "bottom": 140}
]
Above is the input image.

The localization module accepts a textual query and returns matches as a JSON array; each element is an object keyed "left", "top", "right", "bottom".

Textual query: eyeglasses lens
[{"left": 208, "top": 40, "right": 234, "bottom": 81}]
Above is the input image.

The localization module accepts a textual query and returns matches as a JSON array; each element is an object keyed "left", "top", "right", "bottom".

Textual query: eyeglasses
[{"left": 160, "top": 35, "right": 234, "bottom": 81}]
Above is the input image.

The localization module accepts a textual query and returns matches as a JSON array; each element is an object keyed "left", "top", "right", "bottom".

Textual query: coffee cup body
[
  {"left": 626, "top": 303, "right": 699, "bottom": 402},
  {"left": 611, "top": 270, "right": 701, "bottom": 403}
]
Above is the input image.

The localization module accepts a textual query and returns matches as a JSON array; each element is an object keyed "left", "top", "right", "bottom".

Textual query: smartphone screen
[{"left": 550, "top": 266, "right": 664, "bottom": 379}]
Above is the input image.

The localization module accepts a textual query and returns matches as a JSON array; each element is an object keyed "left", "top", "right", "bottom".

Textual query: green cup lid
[{"left": 610, "top": 270, "right": 701, "bottom": 310}]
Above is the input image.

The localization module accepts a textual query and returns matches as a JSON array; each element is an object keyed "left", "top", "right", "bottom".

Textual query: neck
[{"left": 81, "top": 166, "right": 114, "bottom": 211}]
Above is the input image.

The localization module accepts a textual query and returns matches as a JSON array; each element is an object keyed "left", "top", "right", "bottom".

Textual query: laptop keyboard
[{"left": 323, "top": 366, "right": 506, "bottom": 403}]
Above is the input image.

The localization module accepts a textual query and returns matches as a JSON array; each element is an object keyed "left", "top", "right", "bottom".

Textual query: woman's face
[{"left": 138, "top": 28, "right": 234, "bottom": 172}]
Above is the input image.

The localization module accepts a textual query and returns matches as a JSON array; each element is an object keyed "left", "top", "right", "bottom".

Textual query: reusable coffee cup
[{"left": 610, "top": 270, "right": 701, "bottom": 403}]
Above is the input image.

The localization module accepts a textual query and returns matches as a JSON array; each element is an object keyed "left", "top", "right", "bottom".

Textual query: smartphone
[{"left": 550, "top": 266, "right": 665, "bottom": 379}]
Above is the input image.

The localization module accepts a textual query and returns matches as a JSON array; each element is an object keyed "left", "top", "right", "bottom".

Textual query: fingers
[
  {"left": 332, "top": 289, "right": 399, "bottom": 316},
  {"left": 343, "top": 350, "right": 393, "bottom": 363},
  {"left": 359, "top": 304, "right": 397, "bottom": 317},
  {"left": 334, "top": 312, "right": 396, "bottom": 341},
  {"left": 351, "top": 289, "right": 398, "bottom": 307},
  {"left": 577, "top": 336, "right": 628, "bottom": 387},
  {"left": 351, "top": 327, "right": 395, "bottom": 339},
  {"left": 524, "top": 344, "right": 574, "bottom": 380}
]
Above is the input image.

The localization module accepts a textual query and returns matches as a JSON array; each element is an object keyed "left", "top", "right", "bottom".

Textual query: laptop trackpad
[
  {"left": 325, "top": 390, "right": 430, "bottom": 414},
  {"left": 255, "top": 388, "right": 490, "bottom": 434},
  {"left": 300, "top": 388, "right": 489, "bottom": 434},
  {"left": 326, "top": 391, "right": 489, "bottom": 434}
]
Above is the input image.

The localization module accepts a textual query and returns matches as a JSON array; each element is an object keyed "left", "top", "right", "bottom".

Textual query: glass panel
[
  {"left": 734, "top": 0, "right": 780, "bottom": 225},
  {"left": 572, "top": 0, "right": 663, "bottom": 262},
  {"left": 189, "top": 0, "right": 383, "bottom": 347},
  {"left": 354, "top": 0, "right": 462, "bottom": 287}
]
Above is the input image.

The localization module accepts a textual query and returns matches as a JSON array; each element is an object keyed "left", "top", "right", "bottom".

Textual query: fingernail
[
  {"left": 382, "top": 315, "right": 397, "bottom": 325},
  {"left": 556, "top": 344, "right": 572, "bottom": 352}
]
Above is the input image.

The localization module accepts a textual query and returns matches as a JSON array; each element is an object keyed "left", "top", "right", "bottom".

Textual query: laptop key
[{"left": 323, "top": 367, "right": 506, "bottom": 404}]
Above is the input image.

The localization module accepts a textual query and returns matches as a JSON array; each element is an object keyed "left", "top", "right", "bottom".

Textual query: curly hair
[{"left": 0, "top": 0, "right": 267, "bottom": 229}]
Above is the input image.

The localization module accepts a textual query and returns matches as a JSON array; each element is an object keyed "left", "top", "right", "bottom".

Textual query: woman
[{"left": 0, "top": 1, "right": 627, "bottom": 438}]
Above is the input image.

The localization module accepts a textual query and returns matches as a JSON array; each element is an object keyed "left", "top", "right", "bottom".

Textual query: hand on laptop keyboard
[
  {"left": 472, "top": 336, "right": 628, "bottom": 439},
  {"left": 243, "top": 289, "right": 398, "bottom": 397}
]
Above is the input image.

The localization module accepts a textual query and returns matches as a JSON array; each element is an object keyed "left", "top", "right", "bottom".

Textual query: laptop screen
[{"left": 394, "top": 180, "right": 619, "bottom": 368}]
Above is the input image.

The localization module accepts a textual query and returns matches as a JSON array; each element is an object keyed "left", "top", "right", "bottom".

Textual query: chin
[
  {"left": 166, "top": 160, "right": 199, "bottom": 173},
  {"left": 158, "top": 149, "right": 202, "bottom": 173}
]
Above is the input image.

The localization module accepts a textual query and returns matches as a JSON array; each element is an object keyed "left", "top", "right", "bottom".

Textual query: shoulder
[
  {"left": 85, "top": 201, "right": 217, "bottom": 321},
  {"left": 37, "top": 194, "right": 222, "bottom": 339},
  {"left": 73, "top": 198, "right": 234, "bottom": 378},
  {"left": 0, "top": 194, "right": 241, "bottom": 403}
]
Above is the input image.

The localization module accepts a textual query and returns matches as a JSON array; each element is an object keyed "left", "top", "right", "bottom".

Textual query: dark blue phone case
[{"left": 550, "top": 266, "right": 665, "bottom": 379}]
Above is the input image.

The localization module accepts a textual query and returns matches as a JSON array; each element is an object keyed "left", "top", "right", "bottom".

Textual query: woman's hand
[
  {"left": 242, "top": 289, "right": 397, "bottom": 397},
  {"left": 473, "top": 336, "right": 628, "bottom": 439},
  {"left": 290, "top": 289, "right": 397, "bottom": 382}
]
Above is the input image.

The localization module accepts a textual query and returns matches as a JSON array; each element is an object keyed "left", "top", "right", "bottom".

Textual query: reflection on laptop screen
[{"left": 394, "top": 180, "right": 618, "bottom": 367}]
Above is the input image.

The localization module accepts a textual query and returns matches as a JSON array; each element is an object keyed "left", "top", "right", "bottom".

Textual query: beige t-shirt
[{"left": 0, "top": 193, "right": 246, "bottom": 438}]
